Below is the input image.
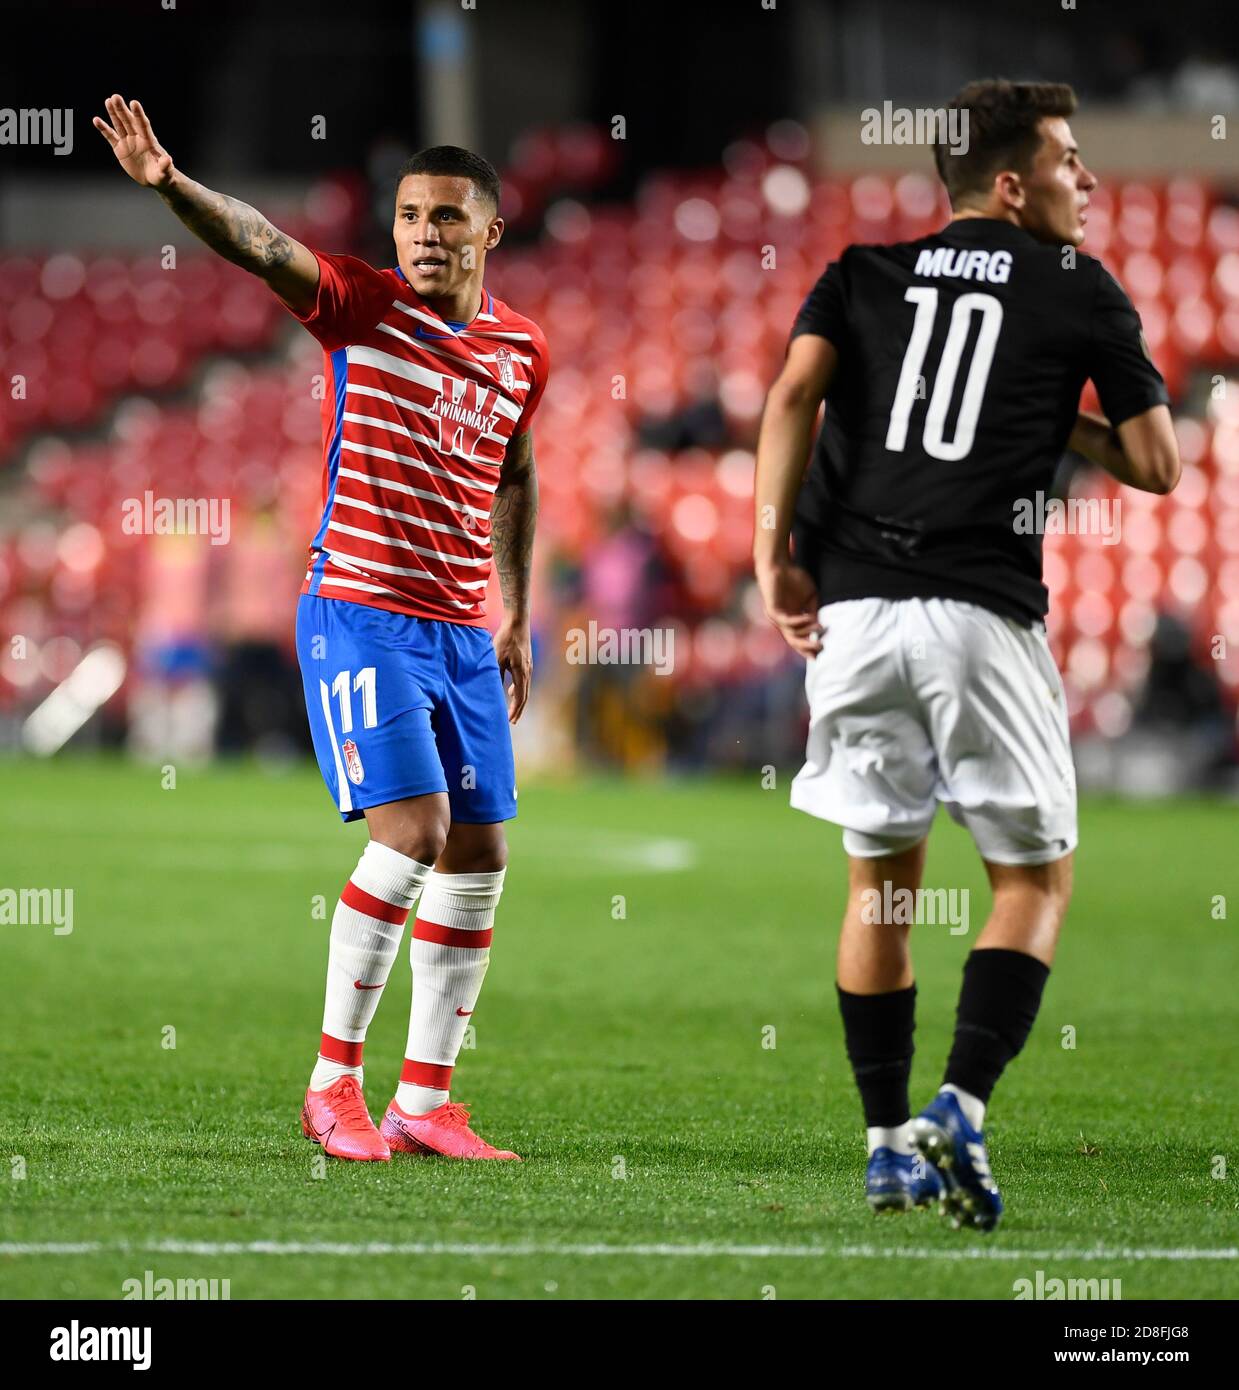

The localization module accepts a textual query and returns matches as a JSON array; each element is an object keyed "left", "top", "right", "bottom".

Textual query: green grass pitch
[{"left": 1, "top": 757, "right": 1236, "bottom": 1300}]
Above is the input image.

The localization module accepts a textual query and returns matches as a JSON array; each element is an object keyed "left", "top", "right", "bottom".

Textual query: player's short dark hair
[
  {"left": 395, "top": 146, "right": 501, "bottom": 214},
  {"left": 933, "top": 79, "right": 1077, "bottom": 209}
]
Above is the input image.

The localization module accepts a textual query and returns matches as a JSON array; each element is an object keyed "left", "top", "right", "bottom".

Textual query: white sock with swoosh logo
[
  {"left": 396, "top": 869, "right": 505, "bottom": 1115},
  {"left": 310, "top": 842, "right": 431, "bottom": 1091}
]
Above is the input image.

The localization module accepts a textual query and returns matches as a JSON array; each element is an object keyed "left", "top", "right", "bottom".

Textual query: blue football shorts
[{"left": 295, "top": 594, "right": 517, "bottom": 825}]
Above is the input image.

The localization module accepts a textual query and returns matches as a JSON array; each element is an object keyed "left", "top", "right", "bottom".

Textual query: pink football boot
[
  {"left": 381, "top": 1099, "right": 521, "bottom": 1160},
  {"left": 301, "top": 1076, "right": 391, "bottom": 1161}
]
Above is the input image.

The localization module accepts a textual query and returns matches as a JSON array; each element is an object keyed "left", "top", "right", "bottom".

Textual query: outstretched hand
[{"left": 93, "top": 94, "right": 174, "bottom": 189}]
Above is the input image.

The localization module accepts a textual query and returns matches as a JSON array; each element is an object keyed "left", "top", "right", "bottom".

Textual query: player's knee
[
  {"left": 1031, "top": 850, "right": 1074, "bottom": 917},
  {"left": 990, "top": 854, "right": 1073, "bottom": 924},
  {"left": 374, "top": 824, "right": 449, "bottom": 867},
  {"left": 1047, "top": 855, "right": 1074, "bottom": 920},
  {"left": 440, "top": 833, "right": 508, "bottom": 874},
  {"left": 845, "top": 839, "right": 927, "bottom": 902},
  {"left": 471, "top": 844, "right": 508, "bottom": 874}
]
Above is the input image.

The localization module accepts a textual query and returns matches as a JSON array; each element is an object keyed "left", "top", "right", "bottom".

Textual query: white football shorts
[{"left": 790, "top": 596, "right": 1077, "bottom": 865}]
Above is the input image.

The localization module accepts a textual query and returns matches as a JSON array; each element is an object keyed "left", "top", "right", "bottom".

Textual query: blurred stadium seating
[{"left": 2, "top": 134, "right": 1237, "bottom": 759}]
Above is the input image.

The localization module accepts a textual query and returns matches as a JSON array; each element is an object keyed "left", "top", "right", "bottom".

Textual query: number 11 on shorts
[{"left": 328, "top": 666, "right": 378, "bottom": 733}]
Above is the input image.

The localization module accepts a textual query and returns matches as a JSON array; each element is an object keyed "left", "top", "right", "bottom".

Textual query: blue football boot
[
  {"left": 909, "top": 1090, "right": 1004, "bottom": 1232},
  {"left": 865, "top": 1146, "right": 945, "bottom": 1213}
]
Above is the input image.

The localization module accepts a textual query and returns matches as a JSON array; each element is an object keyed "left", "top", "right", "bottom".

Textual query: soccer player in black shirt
[{"left": 754, "top": 80, "right": 1179, "bottom": 1229}]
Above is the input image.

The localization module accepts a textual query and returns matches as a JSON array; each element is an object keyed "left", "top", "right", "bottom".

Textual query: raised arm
[
  {"left": 753, "top": 333, "right": 838, "bottom": 656},
  {"left": 93, "top": 94, "right": 319, "bottom": 316},
  {"left": 490, "top": 428, "right": 539, "bottom": 723}
]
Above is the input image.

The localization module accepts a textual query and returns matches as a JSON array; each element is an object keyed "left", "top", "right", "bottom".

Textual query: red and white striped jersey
[{"left": 287, "top": 249, "right": 549, "bottom": 624}]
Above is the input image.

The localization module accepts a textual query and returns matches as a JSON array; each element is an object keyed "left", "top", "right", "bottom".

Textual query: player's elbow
[
  {"left": 1117, "top": 407, "right": 1180, "bottom": 495},
  {"left": 1132, "top": 445, "right": 1180, "bottom": 495},
  {"left": 765, "top": 335, "right": 836, "bottom": 418},
  {"left": 765, "top": 373, "right": 821, "bottom": 418},
  {"left": 1152, "top": 452, "right": 1181, "bottom": 494},
  {"left": 1143, "top": 473, "right": 1176, "bottom": 496}
]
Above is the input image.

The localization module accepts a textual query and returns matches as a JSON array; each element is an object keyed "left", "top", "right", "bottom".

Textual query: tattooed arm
[
  {"left": 93, "top": 94, "right": 319, "bottom": 315},
  {"left": 491, "top": 428, "right": 539, "bottom": 723},
  {"left": 154, "top": 175, "right": 319, "bottom": 310}
]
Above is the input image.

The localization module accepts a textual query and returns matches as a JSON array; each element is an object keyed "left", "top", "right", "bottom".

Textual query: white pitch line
[
  {"left": 1, "top": 1240, "right": 1235, "bottom": 1262},
  {"left": 1, "top": 1243, "right": 103, "bottom": 1255},
  {"left": 839, "top": 1244, "right": 1239, "bottom": 1263}
]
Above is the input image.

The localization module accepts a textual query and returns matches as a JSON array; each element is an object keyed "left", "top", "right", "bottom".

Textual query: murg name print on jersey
[{"left": 915, "top": 247, "right": 1013, "bottom": 283}]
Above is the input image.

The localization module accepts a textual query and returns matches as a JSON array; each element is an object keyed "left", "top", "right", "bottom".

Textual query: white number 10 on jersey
[{"left": 885, "top": 288, "right": 1003, "bottom": 461}]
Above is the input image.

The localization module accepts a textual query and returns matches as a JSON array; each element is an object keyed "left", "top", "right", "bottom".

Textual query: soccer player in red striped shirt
[{"left": 96, "top": 95, "right": 549, "bottom": 1161}]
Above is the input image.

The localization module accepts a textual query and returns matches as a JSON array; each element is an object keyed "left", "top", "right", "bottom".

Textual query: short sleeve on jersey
[
  {"left": 514, "top": 324, "right": 551, "bottom": 434},
  {"left": 790, "top": 260, "right": 849, "bottom": 351},
  {"left": 1085, "top": 266, "right": 1170, "bottom": 427},
  {"left": 281, "top": 249, "right": 392, "bottom": 351}
]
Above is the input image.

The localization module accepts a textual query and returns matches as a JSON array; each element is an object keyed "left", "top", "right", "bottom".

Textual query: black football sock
[
  {"left": 836, "top": 983, "right": 916, "bottom": 1128},
  {"left": 943, "top": 947, "right": 1050, "bottom": 1105}
]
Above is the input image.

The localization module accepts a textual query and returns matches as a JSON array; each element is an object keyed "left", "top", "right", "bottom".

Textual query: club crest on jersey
[
  {"left": 432, "top": 378, "right": 501, "bottom": 459},
  {"left": 342, "top": 739, "right": 365, "bottom": 785},
  {"left": 494, "top": 345, "right": 516, "bottom": 391}
]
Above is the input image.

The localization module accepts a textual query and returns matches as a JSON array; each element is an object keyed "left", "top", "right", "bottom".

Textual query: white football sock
[
  {"left": 867, "top": 1122, "right": 915, "bottom": 1157},
  {"left": 941, "top": 1084, "right": 986, "bottom": 1131},
  {"left": 310, "top": 842, "right": 432, "bottom": 1091},
  {"left": 396, "top": 869, "right": 505, "bottom": 1114}
]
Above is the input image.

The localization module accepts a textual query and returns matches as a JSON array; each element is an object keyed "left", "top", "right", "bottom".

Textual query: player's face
[
  {"left": 1019, "top": 117, "right": 1097, "bottom": 248},
  {"left": 393, "top": 174, "right": 502, "bottom": 300}
]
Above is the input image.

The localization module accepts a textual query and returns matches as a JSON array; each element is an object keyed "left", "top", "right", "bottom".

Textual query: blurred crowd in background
[{"left": 2, "top": 0, "right": 1238, "bottom": 795}]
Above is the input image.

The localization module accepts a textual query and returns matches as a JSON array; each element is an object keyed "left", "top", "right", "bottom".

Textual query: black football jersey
[{"left": 789, "top": 217, "right": 1169, "bottom": 624}]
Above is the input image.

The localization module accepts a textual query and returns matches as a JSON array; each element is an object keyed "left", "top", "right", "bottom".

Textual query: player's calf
[
  {"left": 382, "top": 859, "right": 517, "bottom": 1159},
  {"left": 837, "top": 981, "right": 923, "bottom": 1212},
  {"left": 913, "top": 944, "right": 1051, "bottom": 1228}
]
